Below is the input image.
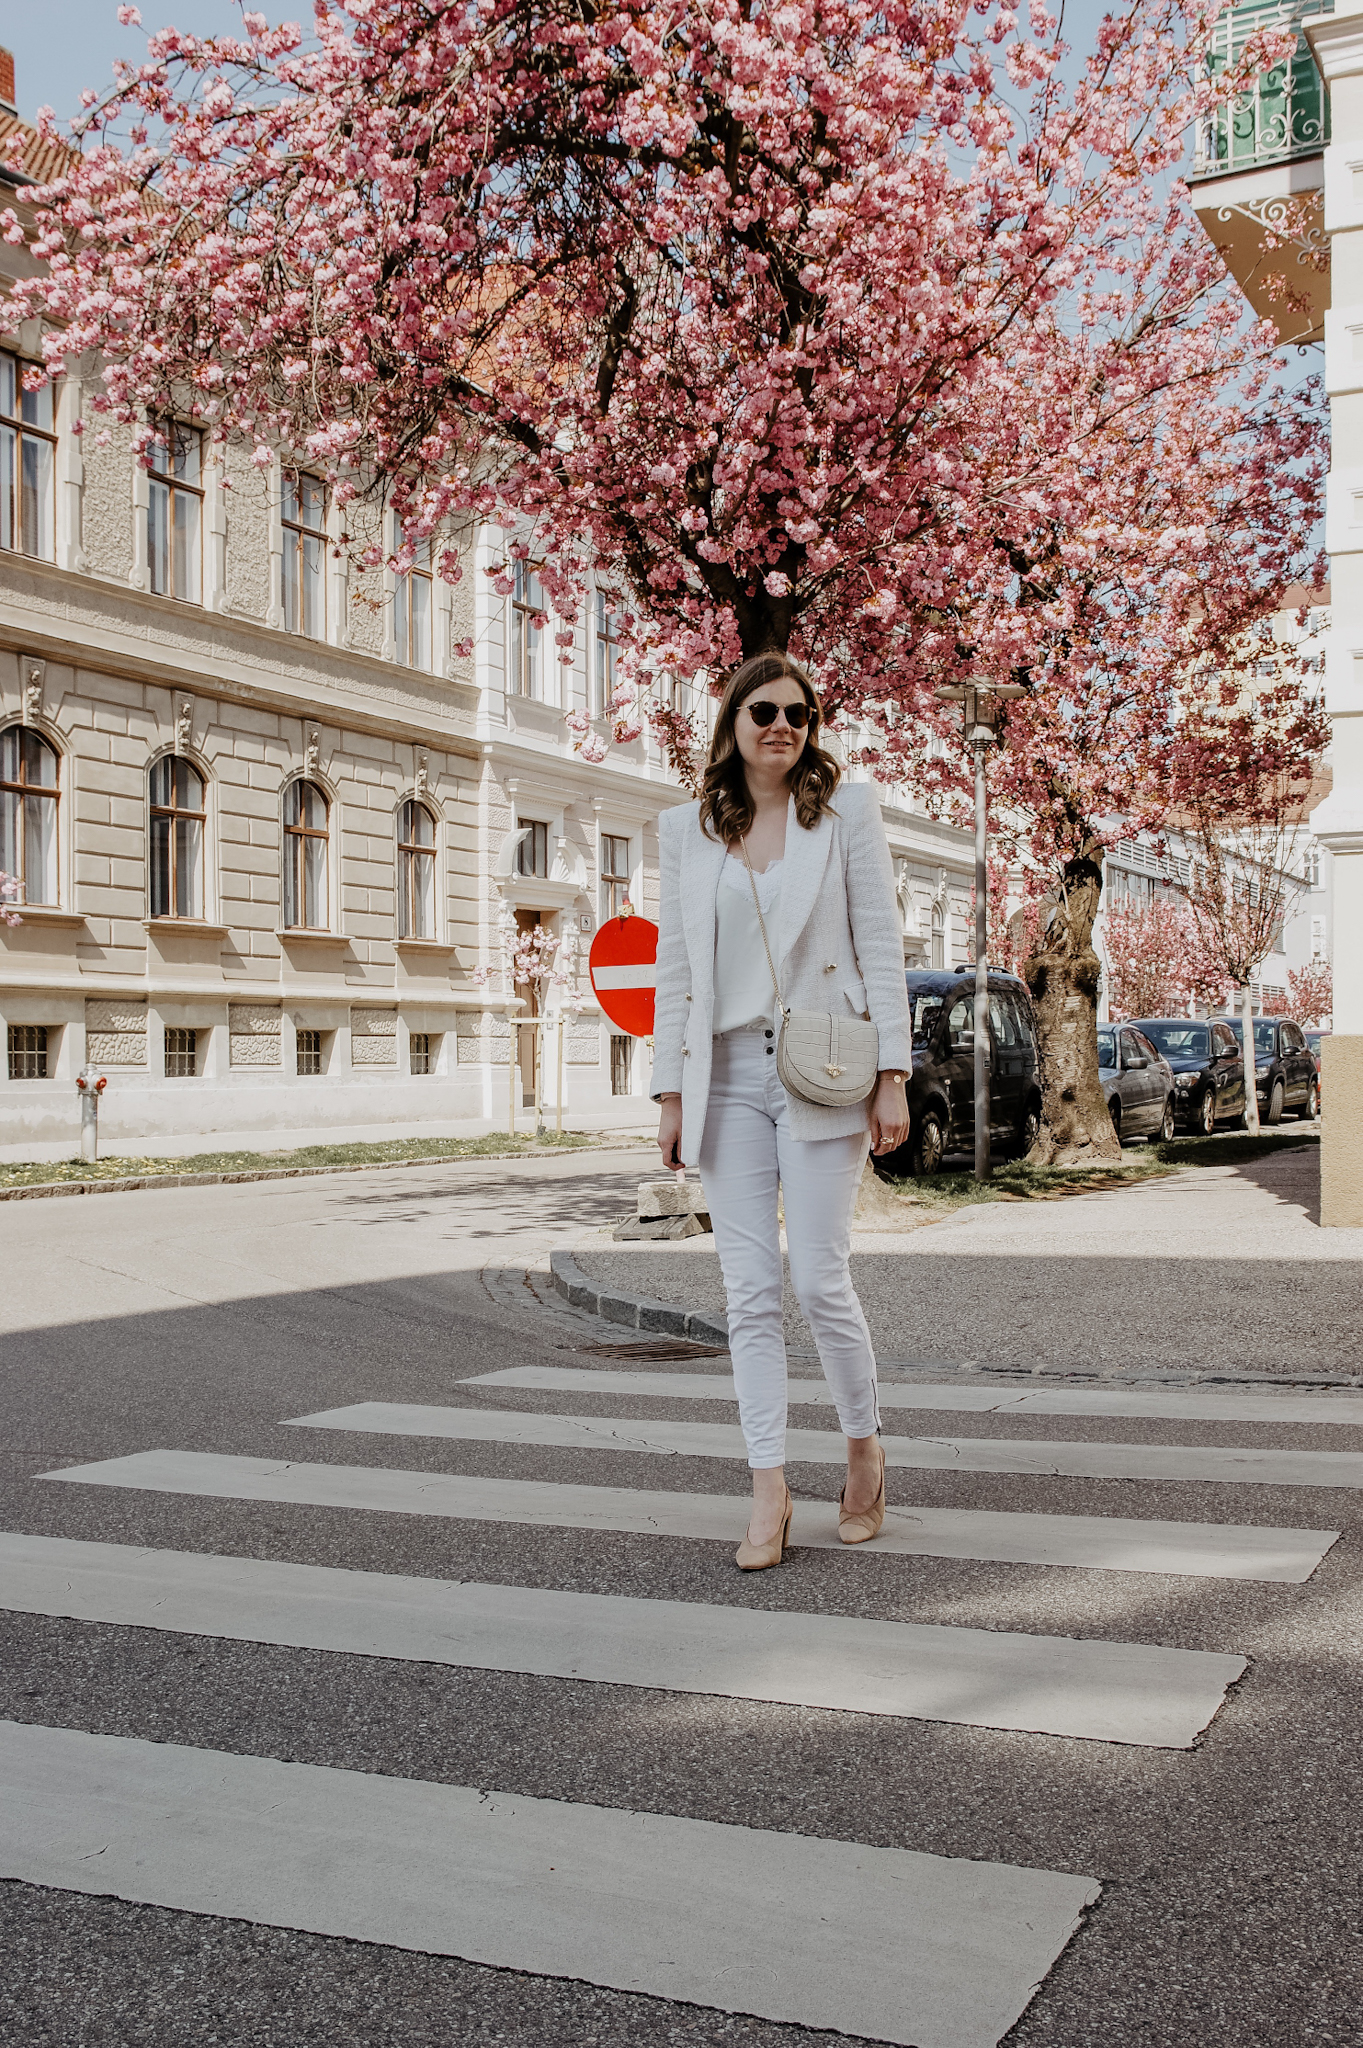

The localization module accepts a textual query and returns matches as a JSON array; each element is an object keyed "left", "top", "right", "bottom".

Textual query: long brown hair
[{"left": 698, "top": 653, "right": 841, "bottom": 842}]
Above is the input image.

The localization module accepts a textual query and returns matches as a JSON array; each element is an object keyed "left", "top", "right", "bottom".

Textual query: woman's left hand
[{"left": 869, "top": 1071, "right": 910, "bottom": 1156}]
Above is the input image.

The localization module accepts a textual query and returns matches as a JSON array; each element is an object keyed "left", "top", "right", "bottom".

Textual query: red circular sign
[{"left": 589, "top": 915, "right": 659, "bottom": 1037}]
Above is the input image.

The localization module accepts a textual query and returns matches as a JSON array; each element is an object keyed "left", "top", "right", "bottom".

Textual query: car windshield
[
  {"left": 1140, "top": 1023, "right": 1209, "bottom": 1061},
  {"left": 912, "top": 995, "right": 944, "bottom": 1047},
  {"left": 1096, "top": 1028, "right": 1116, "bottom": 1068},
  {"left": 1226, "top": 1019, "right": 1277, "bottom": 1058}
]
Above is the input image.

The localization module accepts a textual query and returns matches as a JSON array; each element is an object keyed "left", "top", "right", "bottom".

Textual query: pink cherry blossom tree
[{"left": 7, "top": 0, "right": 1327, "bottom": 1161}]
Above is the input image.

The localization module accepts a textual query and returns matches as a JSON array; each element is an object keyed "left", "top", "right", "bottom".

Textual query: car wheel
[
  {"left": 1016, "top": 1101, "right": 1041, "bottom": 1158},
  {"left": 1266, "top": 1080, "right": 1285, "bottom": 1127},
  {"left": 1158, "top": 1095, "right": 1176, "bottom": 1143},
  {"left": 1301, "top": 1078, "right": 1320, "bottom": 1120},
  {"left": 1196, "top": 1088, "right": 1216, "bottom": 1137},
  {"left": 911, "top": 1108, "right": 947, "bottom": 1176},
  {"left": 1109, "top": 1098, "right": 1122, "bottom": 1145}
]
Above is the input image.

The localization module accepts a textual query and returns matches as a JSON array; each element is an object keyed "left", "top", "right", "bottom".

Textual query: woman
[{"left": 652, "top": 652, "right": 913, "bottom": 1570}]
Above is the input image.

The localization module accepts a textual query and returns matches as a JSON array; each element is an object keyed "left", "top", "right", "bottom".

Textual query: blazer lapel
[
  {"left": 681, "top": 813, "right": 726, "bottom": 1000},
  {"left": 777, "top": 798, "right": 833, "bottom": 971}
]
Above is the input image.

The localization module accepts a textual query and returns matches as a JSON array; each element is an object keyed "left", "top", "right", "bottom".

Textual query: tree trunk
[
  {"left": 1239, "top": 982, "right": 1261, "bottom": 1135},
  {"left": 1022, "top": 840, "right": 1122, "bottom": 1166}
]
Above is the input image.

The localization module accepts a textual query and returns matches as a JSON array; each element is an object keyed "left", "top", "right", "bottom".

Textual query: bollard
[{"left": 76, "top": 1065, "right": 108, "bottom": 1164}]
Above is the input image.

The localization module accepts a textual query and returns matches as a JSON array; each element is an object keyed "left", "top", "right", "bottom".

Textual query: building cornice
[
  {"left": 1306, "top": 7, "right": 1363, "bottom": 85},
  {"left": 0, "top": 556, "right": 482, "bottom": 758}
]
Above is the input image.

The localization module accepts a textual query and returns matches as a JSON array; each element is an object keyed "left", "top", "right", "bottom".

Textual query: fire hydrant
[{"left": 76, "top": 1066, "right": 107, "bottom": 1164}]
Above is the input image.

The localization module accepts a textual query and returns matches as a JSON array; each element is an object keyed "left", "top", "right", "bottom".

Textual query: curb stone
[
  {"left": 0, "top": 1140, "right": 641, "bottom": 1203},
  {"left": 548, "top": 1248, "right": 730, "bottom": 1346},
  {"left": 548, "top": 1254, "right": 1363, "bottom": 1391}
]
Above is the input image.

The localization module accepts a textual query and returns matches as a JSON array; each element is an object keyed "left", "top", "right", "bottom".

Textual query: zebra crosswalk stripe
[
  {"left": 0, "top": 1718, "right": 1100, "bottom": 2048},
  {"left": 284, "top": 1401, "right": 1363, "bottom": 1490},
  {"left": 464, "top": 1365, "right": 1363, "bottom": 1429},
  {"left": 0, "top": 1533, "right": 1245, "bottom": 1746},
  {"left": 39, "top": 1449, "right": 1339, "bottom": 1580}
]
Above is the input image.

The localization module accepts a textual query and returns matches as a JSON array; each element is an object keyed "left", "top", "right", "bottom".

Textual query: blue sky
[{"left": 8, "top": 0, "right": 1120, "bottom": 128}]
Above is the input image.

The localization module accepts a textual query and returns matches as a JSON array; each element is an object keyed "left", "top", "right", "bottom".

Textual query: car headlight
[{"left": 1175, "top": 1073, "right": 1194, "bottom": 1089}]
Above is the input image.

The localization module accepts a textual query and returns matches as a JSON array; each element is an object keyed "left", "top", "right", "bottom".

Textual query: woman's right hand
[{"left": 656, "top": 1095, "right": 684, "bottom": 1171}]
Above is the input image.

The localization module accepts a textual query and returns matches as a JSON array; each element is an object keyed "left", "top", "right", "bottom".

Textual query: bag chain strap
[{"left": 736, "top": 833, "right": 789, "bottom": 1024}]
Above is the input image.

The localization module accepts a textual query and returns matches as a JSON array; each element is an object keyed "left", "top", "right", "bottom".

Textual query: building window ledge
[
  {"left": 276, "top": 928, "right": 348, "bottom": 945},
  {"left": 3, "top": 907, "right": 87, "bottom": 929},
  {"left": 144, "top": 918, "right": 231, "bottom": 938},
  {"left": 395, "top": 938, "right": 458, "bottom": 956}
]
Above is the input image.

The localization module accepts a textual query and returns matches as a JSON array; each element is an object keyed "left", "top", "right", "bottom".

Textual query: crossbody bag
[{"left": 737, "top": 835, "right": 880, "bottom": 1109}]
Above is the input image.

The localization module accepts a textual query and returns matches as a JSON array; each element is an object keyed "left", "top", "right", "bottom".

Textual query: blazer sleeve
[
  {"left": 844, "top": 784, "right": 914, "bottom": 1072},
  {"left": 649, "top": 804, "right": 691, "bottom": 1100}
]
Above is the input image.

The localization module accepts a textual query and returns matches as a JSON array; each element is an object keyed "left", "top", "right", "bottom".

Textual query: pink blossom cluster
[{"left": 5, "top": 0, "right": 1326, "bottom": 872}]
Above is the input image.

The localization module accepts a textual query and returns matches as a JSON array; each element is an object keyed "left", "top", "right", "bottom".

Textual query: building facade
[{"left": 1188, "top": 0, "right": 1359, "bottom": 1219}]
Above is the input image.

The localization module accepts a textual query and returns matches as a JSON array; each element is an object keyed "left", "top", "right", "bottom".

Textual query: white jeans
[{"left": 698, "top": 1026, "right": 880, "bottom": 1469}]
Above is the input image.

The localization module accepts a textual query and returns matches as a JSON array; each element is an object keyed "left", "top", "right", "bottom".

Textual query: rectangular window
[
  {"left": 148, "top": 422, "right": 203, "bottom": 602},
  {"left": 601, "top": 833, "right": 631, "bottom": 919},
  {"left": 164, "top": 1027, "right": 198, "bottom": 1077},
  {"left": 7, "top": 1023, "right": 48, "bottom": 1079},
  {"left": 296, "top": 1028, "right": 324, "bottom": 1075},
  {"left": 410, "top": 1031, "right": 433, "bottom": 1075},
  {"left": 282, "top": 473, "right": 326, "bottom": 638},
  {"left": 610, "top": 1033, "right": 633, "bottom": 1096},
  {"left": 394, "top": 533, "right": 434, "bottom": 673},
  {"left": 517, "top": 819, "right": 549, "bottom": 879},
  {"left": 1, "top": 726, "right": 60, "bottom": 906},
  {"left": 593, "top": 590, "right": 618, "bottom": 716},
  {"left": 509, "top": 560, "right": 547, "bottom": 699},
  {"left": 0, "top": 354, "right": 55, "bottom": 562}
]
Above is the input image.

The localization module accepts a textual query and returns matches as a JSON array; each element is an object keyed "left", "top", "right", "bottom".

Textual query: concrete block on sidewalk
[
  {"left": 614, "top": 1213, "right": 710, "bottom": 1241},
  {"left": 637, "top": 1178, "right": 708, "bottom": 1219}
]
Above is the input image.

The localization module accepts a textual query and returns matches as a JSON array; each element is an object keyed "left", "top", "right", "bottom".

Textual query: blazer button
[
  {"left": 683, "top": 1048, "right": 691, "bottom": 1057},
  {"left": 824, "top": 962, "right": 837, "bottom": 972},
  {"left": 685, "top": 993, "right": 692, "bottom": 1002}
]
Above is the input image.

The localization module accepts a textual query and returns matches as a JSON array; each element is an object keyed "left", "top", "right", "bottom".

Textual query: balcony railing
[{"left": 1194, "top": 0, "right": 1332, "bottom": 177}]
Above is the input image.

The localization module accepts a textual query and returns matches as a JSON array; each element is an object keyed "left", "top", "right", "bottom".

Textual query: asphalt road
[{"left": 2, "top": 1150, "right": 1361, "bottom": 2046}]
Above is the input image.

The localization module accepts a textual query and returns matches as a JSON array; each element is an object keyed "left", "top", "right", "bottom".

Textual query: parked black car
[
  {"left": 876, "top": 968, "right": 1043, "bottom": 1176},
  {"left": 1129, "top": 1017, "right": 1246, "bottom": 1134},
  {"left": 1225, "top": 1015, "right": 1319, "bottom": 1123},
  {"left": 1097, "top": 1025, "right": 1176, "bottom": 1143}
]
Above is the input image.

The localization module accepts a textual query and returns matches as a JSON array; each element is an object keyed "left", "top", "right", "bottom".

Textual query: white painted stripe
[
  {"left": 590, "top": 964, "right": 657, "bottom": 990},
  {"left": 40, "top": 1451, "right": 1339, "bottom": 1581},
  {"left": 0, "top": 1534, "right": 1243, "bottom": 1747},
  {"left": 467, "top": 1366, "right": 1363, "bottom": 1430},
  {"left": 0, "top": 1721, "right": 1098, "bottom": 2048},
  {"left": 286, "top": 1402, "right": 1363, "bottom": 1491}
]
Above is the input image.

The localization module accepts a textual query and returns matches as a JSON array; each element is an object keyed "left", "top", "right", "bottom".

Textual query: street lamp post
[{"left": 933, "top": 680, "right": 1028, "bottom": 1182}]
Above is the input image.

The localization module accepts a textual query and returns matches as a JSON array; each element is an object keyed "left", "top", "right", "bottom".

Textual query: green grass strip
[{"left": 0, "top": 1128, "right": 632, "bottom": 1190}]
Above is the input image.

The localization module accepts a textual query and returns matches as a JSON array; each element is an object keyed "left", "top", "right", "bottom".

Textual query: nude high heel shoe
[
  {"left": 735, "top": 1488, "right": 793, "bottom": 1570},
  {"left": 838, "top": 1441, "right": 886, "bottom": 1545}
]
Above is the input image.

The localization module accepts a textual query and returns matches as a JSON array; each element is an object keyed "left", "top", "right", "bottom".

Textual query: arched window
[
  {"left": 1, "top": 726, "right": 59, "bottom": 904},
  {"left": 930, "top": 901, "right": 945, "bottom": 970},
  {"left": 149, "top": 757, "right": 205, "bottom": 919},
  {"left": 283, "top": 779, "right": 329, "bottom": 929},
  {"left": 397, "top": 799, "right": 436, "bottom": 939}
]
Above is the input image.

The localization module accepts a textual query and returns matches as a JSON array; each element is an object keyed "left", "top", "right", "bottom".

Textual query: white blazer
[{"left": 651, "top": 782, "right": 914, "bottom": 1166}]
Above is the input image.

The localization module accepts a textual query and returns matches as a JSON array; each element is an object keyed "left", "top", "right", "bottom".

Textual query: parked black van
[{"left": 875, "top": 968, "right": 1043, "bottom": 1176}]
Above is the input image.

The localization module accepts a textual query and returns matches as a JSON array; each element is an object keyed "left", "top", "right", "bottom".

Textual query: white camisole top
[{"left": 712, "top": 853, "right": 782, "bottom": 1034}]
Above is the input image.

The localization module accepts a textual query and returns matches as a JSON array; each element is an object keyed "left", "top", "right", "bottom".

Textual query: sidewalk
[{"left": 563, "top": 1145, "right": 1363, "bottom": 1376}]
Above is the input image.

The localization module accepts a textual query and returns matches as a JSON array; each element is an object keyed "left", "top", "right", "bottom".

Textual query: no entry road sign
[{"left": 589, "top": 915, "right": 659, "bottom": 1037}]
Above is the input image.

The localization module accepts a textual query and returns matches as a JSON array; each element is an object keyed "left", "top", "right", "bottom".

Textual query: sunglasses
[{"left": 744, "top": 699, "right": 814, "bottom": 729}]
